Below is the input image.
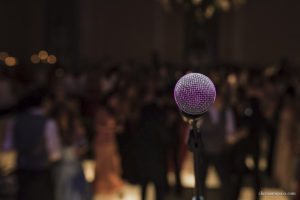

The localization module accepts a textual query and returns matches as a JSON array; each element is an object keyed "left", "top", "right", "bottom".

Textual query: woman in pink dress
[{"left": 93, "top": 107, "right": 124, "bottom": 194}]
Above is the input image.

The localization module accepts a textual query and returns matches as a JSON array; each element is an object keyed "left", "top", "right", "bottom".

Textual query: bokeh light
[
  {"left": 5, "top": 57, "right": 17, "bottom": 67},
  {"left": 227, "top": 73, "right": 237, "bottom": 85},
  {"left": 38, "top": 50, "right": 48, "bottom": 60},
  {"left": 217, "top": 0, "right": 231, "bottom": 11},
  {"left": 31, "top": 54, "right": 40, "bottom": 64},
  {"left": 205, "top": 5, "right": 215, "bottom": 19},
  {"left": 47, "top": 55, "right": 57, "bottom": 64}
]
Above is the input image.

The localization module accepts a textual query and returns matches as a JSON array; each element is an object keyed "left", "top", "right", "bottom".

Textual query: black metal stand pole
[{"left": 189, "top": 120, "right": 205, "bottom": 200}]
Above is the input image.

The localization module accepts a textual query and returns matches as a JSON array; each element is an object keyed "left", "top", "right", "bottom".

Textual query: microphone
[
  {"left": 174, "top": 73, "right": 216, "bottom": 119},
  {"left": 174, "top": 73, "right": 216, "bottom": 200}
]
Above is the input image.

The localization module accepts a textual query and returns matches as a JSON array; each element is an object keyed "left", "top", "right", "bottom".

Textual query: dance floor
[{"left": 82, "top": 152, "right": 290, "bottom": 200}]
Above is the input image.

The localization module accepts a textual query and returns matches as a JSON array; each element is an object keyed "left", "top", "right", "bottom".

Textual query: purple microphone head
[{"left": 174, "top": 73, "right": 216, "bottom": 117}]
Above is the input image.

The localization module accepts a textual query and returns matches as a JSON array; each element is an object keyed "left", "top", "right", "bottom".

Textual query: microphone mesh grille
[{"left": 174, "top": 73, "right": 216, "bottom": 116}]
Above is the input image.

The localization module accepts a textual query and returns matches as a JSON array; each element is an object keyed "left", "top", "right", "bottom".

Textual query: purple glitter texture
[{"left": 174, "top": 73, "right": 216, "bottom": 116}]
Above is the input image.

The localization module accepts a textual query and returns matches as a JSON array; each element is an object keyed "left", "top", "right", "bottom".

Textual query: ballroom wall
[
  {"left": 0, "top": 0, "right": 45, "bottom": 60},
  {"left": 1, "top": 0, "right": 300, "bottom": 66},
  {"left": 79, "top": 0, "right": 185, "bottom": 64},
  {"left": 218, "top": 0, "right": 300, "bottom": 65}
]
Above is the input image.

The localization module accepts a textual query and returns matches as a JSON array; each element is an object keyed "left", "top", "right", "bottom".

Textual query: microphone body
[{"left": 174, "top": 73, "right": 216, "bottom": 200}]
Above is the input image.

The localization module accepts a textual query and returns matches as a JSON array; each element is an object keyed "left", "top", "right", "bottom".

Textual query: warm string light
[
  {"left": 38, "top": 50, "right": 48, "bottom": 60},
  {"left": 216, "top": 0, "right": 231, "bottom": 12},
  {"left": 5, "top": 57, "right": 17, "bottom": 67},
  {"left": 0, "top": 52, "right": 17, "bottom": 67},
  {"left": 0, "top": 50, "right": 57, "bottom": 66},
  {"left": 47, "top": 55, "right": 57, "bottom": 64},
  {"left": 31, "top": 54, "right": 40, "bottom": 64},
  {"left": 205, "top": 5, "right": 215, "bottom": 19},
  {"left": 31, "top": 50, "right": 57, "bottom": 64},
  {"left": 227, "top": 73, "right": 237, "bottom": 85}
]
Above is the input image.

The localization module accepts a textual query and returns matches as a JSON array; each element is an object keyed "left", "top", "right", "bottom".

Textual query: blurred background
[{"left": 0, "top": 0, "right": 299, "bottom": 200}]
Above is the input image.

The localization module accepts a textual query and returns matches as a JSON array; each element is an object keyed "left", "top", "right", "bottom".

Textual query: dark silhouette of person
[
  {"left": 3, "top": 88, "right": 61, "bottom": 200},
  {"left": 137, "top": 89, "right": 169, "bottom": 200},
  {"left": 232, "top": 97, "right": 263, "bottom": 200},
  {"left": 198, "top": 93, "right": 236, "bottom": 200},
  {"left": 165, "top": 106, "right": 183, "bottom": 195}
]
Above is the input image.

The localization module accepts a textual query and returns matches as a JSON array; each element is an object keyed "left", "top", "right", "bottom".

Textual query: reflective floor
[{"left": 82, "top": 152, "right": 290, "bottom": 200}]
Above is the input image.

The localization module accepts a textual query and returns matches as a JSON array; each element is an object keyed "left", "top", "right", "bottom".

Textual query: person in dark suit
[
  {"left": 231, "top": 97, "right": 263, "bottom": 200},
  {"left": 198, "top": 92, "right": 237, "bottom": 200},
  {"left": 3, "top": 88, "right": 61, "bottom": 200},
  {"left": 137, "top": 88, "right": 169, "bottom": 200},
  {"left": 165, "top": 105, "right": 183, "bottom": 195}
]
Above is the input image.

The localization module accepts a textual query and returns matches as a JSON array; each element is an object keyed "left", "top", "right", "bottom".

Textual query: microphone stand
[{"left": 188, "top": 119, "right": 205, "bottom": 200}]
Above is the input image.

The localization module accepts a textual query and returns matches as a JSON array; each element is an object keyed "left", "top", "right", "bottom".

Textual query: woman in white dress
[
  {"left": 52, "top": 104, "right": 91, "bottom": 200},
  {"left": 273, "top": 87, "right": 298, "bottom": 192}
]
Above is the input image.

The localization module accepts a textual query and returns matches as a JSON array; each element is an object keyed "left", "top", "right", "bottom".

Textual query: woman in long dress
[
  {"left": 52, "top": 104, "right": 91, "bottom": 200},
  {"left": 273, "top": 87, "right": 298, "bottom": 192},
  {"left": 93, "top": 107, "right": 124, "bottom": 194}
]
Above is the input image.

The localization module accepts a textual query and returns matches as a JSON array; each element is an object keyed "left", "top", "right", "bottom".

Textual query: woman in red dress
[{"left": 93, "top": 107, "right": 124, "bottom": 194}]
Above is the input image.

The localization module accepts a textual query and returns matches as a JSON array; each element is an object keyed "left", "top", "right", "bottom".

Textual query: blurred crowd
[{"left": 0, "top": 59, "right": 299, "bottom": 200}]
